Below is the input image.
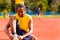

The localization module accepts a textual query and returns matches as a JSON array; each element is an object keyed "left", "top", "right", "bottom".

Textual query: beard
[{"left": 18, "top": 13, "right": 24, "bottom": 17}]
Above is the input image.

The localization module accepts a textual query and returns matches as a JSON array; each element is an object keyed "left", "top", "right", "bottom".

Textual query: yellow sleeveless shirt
[{"left": 15, "top": 14, "right": 31, "bottom": 32}]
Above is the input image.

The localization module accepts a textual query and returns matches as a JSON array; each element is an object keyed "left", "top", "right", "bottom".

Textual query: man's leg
[
  {"left": 22, "top": 35, "right": 37, "bottom": 40},
  {"left": 31, "top": 37, "right": 36, "bottom": 40},
  {"left": 30, "top": 35, "right": 37, "bottom": 40}
]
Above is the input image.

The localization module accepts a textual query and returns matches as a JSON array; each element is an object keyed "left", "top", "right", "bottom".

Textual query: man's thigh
[{"left": 22, "top": 35, "right": 37, "bottom": 40}]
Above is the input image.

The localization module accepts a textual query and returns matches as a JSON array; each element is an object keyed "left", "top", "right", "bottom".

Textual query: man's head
[{"left": 16, "top": 4, "right": 26, "bottom": 17}]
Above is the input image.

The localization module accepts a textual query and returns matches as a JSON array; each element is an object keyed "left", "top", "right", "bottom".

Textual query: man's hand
[
  {"left": 18, "top": 36, "right": 23, "bottom": 40},
  {"left": 9, "top": 35, "right": 13, "bottom": 40}
]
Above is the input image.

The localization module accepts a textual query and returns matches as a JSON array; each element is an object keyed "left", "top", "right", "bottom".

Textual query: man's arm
[
  {"left": 4, "top": 20, "right": 11, "bottom": 36},
  {"left": 4, "top": 17, "right": 13, "bottom": 39}
]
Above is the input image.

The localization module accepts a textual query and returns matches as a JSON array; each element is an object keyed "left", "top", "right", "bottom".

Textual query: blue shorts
[{"left": 16, "top": 30, "right": 33, "bottom": 40}]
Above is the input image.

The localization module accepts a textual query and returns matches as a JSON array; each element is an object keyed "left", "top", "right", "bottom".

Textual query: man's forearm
[
  {"left": 22, "top": 30, "right": 33, "bottom": 38},
  {"left": 5, "top": 27, "right": 12, "bottom": 38}
]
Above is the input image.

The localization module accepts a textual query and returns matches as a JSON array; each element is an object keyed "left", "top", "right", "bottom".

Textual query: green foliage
[
  {"left": 0, "top": 0, "right": 11, "bottom": 12},
  {"left": 0, "top": 3, "right": 7, "bottom": 11},
  {"left": 57, "top": 5, "right": 60, "bottom": 14},
  {"left": 11, "top": 0, "right": 15, "bottom": 12},
  {"left": 0, "top": 0, "right": 60, "bottom": 14},
  {"left": 0, "top": 0, "right": 4, "bottom": 4},
  {"left": 25, "top": 0, "right": 48, "bottom": 12}
]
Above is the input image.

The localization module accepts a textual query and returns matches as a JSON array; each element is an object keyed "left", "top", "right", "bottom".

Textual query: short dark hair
[
  {"left": 19, "top": 4, "right": 25, "bottom": 7},
  {"left": 16, "top": 4, "right": 25, "bottom": 9}
]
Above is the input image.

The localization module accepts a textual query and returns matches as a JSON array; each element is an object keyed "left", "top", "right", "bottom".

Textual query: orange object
[{"left": 15, "top": 0, "right": 24, "bottom": 4}]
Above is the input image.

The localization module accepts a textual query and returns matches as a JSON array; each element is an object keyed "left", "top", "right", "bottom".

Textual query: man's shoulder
[
  {"left": 10, "top": 16, "right": 16, "bottom": 20},
  {"left": 25, "top": 14, "right": 31, "bottom": 17},
  {"left": 25, "top": 14, "right": 32, "bottom": 20}
]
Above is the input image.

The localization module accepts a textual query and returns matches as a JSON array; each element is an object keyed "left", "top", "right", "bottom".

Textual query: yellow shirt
[{"left": 15, "top": 14, "right": 31, "bottom": 32}]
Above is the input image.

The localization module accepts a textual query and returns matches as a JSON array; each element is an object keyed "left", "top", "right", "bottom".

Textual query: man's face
[{"left": 17, "top": 7, "right": 26, "bottom": 17}]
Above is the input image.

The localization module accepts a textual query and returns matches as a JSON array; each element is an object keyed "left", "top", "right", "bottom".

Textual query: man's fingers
[{"left": 18, "top": 36, "right": 22, "bottom": 40}]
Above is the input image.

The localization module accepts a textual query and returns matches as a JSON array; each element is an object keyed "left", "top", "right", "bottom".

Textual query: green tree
[{"left": 25, "top": 0, "right": 48, "bottom": 12}]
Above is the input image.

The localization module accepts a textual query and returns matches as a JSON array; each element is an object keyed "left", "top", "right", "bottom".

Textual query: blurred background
[
  {"left": 0, "top": 0, "right": 60, "bottom": 40},
  {"left": 0, "top": 0, "right": 60, "bottom": 18}
]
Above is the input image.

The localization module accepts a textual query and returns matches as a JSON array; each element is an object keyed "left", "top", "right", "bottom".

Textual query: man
[
  {"left": 36, "top": 7, "right": 41, "bottom": 21},
  {"left": 5, "top": 4, "right": 37, "bottom": 40}
]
